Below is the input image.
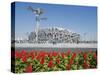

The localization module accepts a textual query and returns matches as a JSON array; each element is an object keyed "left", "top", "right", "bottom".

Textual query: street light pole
[
  {"left": 35, "top": 14, "right": 40, "bottom": 43},
  {"left": 27, "top": 7, "right": 46, "bottom": 43}
]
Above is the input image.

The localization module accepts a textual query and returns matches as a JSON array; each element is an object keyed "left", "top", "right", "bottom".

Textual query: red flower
[
  {"left": 15, "top": 51, "right": 21, "bottom": 58},
  {"left": 83, "top": 52, "right": 87, "bottom": 60},
  {"left": 36, "top": 56, "right": 40, "bottom": 61},
  {"left": 28, "top": 51, "right": 34, "bottom": 57},
  {"left": 25, "top": 64, "right": 32, "bottom": 72},
  {"left": 61, "top": 52, "right": 65, "bottom": 59},
  {"left": 93, "top": 52, "right": 97, "bottom": 60},
  {"left": 40, "top": 57, "right": 45, "bottom": 65},
  {"left": 71, "top": 52, "right": 76, "bottom": 60},
  {"left": 21, "top": 56, "right": 27, "bottom": 62},
  {"left": 27, "top": 51, "right": 34, "bottom": 60},
  {"left": 67, "top": 49, "right": 71, "bottom": 55},
  {"left": 69, "top": 59, "right": 73, "bottom": 65},
  {"left": 48, "top": 52, "right": 52, "bottom": 58},
  {"left": 48, "top": 52, "right": 53, "bottom": 60},
  {"left": 21, "top": 50, "right": 26, "bottom": 54},
  {"left": 56, "top": 59, "right": 60, "bottom": 64},
  {"left": 82, "top": 61, "right": 89, "bottom": 69},
  {"left": 48, "top": 60, "right": 53, "bottom": 68},
  {"left": 52, "top": 51, "right": 58, "bottom": 57},
  {"left": 66, "top": 64, "right": 70, "bottom": 70},
  {"left": 36, "top": 53, "right": 42, "bottom": 61},
  {"left": 31, "top": 55, "right": 34, "bottom": 60},
  {"left": 41, "top": 52, "right": 46, "bottom": 58}
]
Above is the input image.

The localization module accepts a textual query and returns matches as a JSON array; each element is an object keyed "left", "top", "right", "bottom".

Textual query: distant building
[{"left": 28, "top": 27, "right": 80, "bottom": 44}]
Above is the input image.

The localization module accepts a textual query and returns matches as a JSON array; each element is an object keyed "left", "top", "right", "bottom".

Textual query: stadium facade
[{"left": 28, "top": 27, "right": 80, "bottom": 44}]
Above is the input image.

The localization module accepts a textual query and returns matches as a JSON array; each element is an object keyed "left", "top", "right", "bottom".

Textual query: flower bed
[{"left": 12, "top": 49, "right": 97, "bottom": 73}]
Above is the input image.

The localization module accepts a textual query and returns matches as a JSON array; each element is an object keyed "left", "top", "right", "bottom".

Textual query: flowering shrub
[{"left": 12, "top": 49, "right": 97, "bottom": 73}]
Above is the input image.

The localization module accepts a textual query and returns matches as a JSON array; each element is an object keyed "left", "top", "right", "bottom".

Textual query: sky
[{"left": 14, "top": 2, "right": 97, "bottom": 41}]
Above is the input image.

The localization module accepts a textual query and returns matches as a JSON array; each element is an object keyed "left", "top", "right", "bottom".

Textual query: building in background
[{"left": 28, "top": 27, "right": 80, "bottom": 44}]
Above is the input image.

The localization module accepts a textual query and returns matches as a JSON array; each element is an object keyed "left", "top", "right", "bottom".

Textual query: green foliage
[{"left": 13, "top": 50, "right": 97, "bottom": 73}]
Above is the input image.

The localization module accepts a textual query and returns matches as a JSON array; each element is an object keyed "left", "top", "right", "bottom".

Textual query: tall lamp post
[{"left": 27, "top": 6, "right": 47, "bottom": 43}]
